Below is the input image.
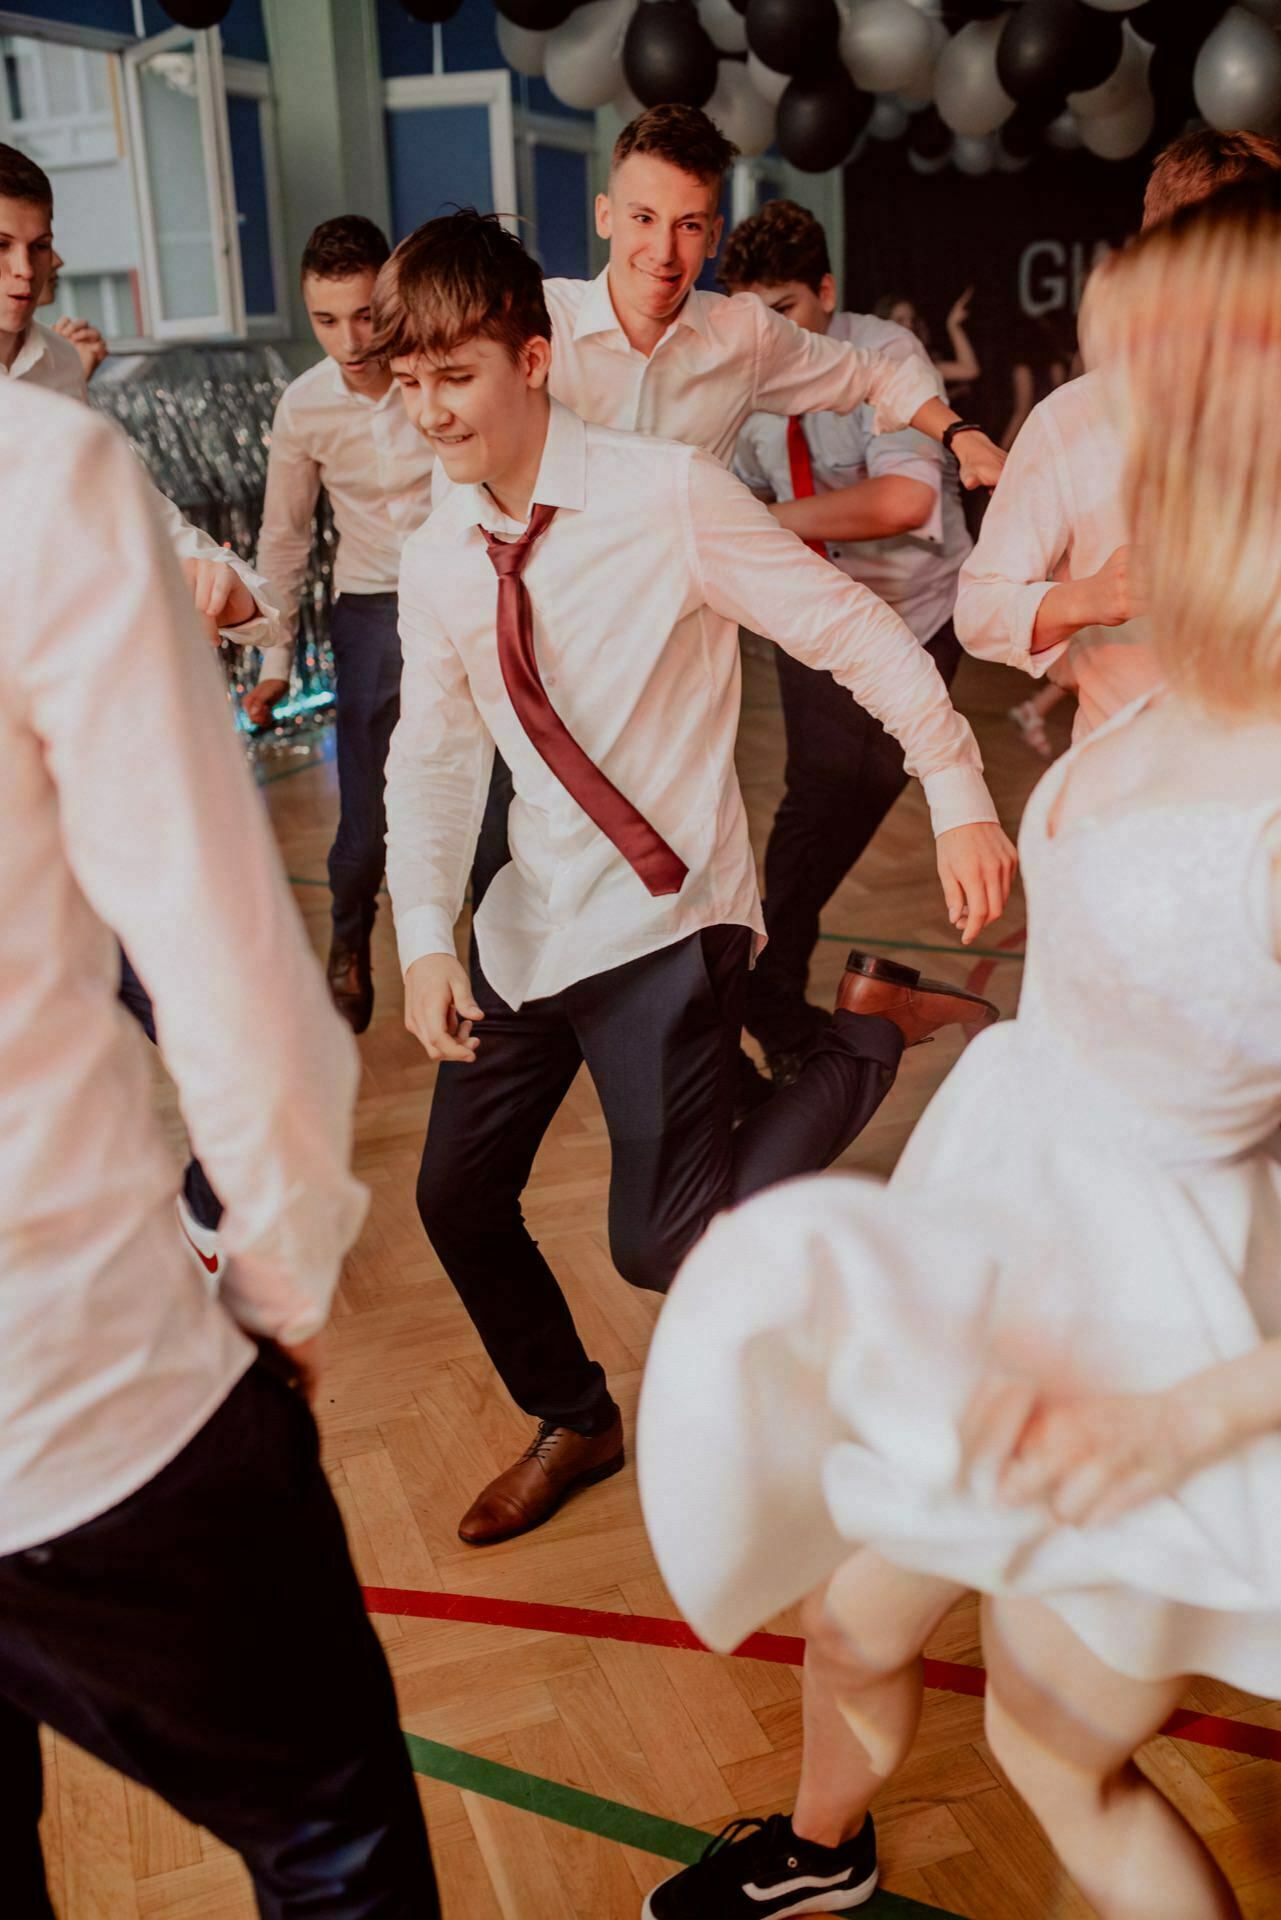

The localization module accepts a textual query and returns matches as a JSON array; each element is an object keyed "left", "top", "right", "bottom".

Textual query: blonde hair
[{"left": 1088, "top": 177, "right": 1281, "bottom": 721}]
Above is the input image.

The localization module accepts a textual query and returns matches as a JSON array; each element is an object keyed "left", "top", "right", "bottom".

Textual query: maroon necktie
[
  {"left": 484, "top": 504, "right": 687, "bottom": 898},
  {"left": 786, "top": 415, "right": 829, "bottom": 560}
]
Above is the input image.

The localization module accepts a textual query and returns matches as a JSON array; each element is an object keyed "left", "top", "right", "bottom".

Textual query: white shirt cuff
[
  {"left": 396, "top": 906, "right": 462, "bottom": 978},
  {"left": 258, "top": 642, "right": 296, "bottom": 685},
  {"left": 922, "top": 764, "right": 1000, "bottom": 837}
]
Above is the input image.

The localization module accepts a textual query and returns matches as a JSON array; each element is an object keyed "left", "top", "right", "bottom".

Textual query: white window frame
[
  {"left": 514, "top": 107, "right": 598, "bottom": 277},
  {"left": 383, "top": 69, "right": 518, "bottom": 233},
  {"left": 121, "top": 22, "right": 244, "bottom": 342},
  {"left": 223, "top": 53, "right": 289, "bottom": 341}
]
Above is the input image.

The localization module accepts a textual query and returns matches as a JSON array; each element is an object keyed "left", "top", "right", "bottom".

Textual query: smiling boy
[
  {"left": 255, "top": 216, "right": 436, "bottom": 1033},
  {"left": 380, "top": 212, "right": 1014, "bottom": 1548}
]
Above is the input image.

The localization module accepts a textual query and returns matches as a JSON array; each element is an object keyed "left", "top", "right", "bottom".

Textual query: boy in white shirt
[
  {"left": 955, "top": 127, "right": 1281, "bottom": 738},
  {"left": 379, "top": 213, "right": 1015, "bottom": 1547},
  {"left": 723, "top": 199, "right": 976, "bottom": 1083},
  {"left": 255, "top": 217, "right": 435, "bottom": 1033}
]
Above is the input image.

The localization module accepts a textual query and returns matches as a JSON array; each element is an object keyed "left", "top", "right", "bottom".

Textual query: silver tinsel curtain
[{"left": 89, "top": 344, "right": 336, "bottom": 740}]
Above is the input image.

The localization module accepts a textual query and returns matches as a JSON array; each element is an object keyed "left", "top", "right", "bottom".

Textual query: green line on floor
[
  {"left": 404, "top": 1733, "right": 964, "bottom": 1917},
  {"left": 817, "top": 931, "right": 1024, "bottom": 963}
]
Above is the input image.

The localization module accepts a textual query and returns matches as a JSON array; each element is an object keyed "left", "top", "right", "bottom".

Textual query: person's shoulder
[
  {"left": 35, "top": 320, "right": 87, "bottom": 390},
  {"left": 700, "top": 286, "right": 767, "bottom": 337},
  {"left": 1032, "top": 369, "right": 1103, "bottom": 428},
  {"left": 278, "top": 356, "right": 337, "bottom": 416},
  {"left": 543, "top": 276, "right": 588, "bottom": 320},
  {"left": 584, "top": 417, "right": 698, "bottom": 482},
  {"left": 833, "top": 311, "right": 918, "bottom": 356},
  {"left": 1, "top": 374, "right": 105, "bottom": 460}
]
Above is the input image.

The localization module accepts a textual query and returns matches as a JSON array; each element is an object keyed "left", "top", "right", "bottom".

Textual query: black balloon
[
  {"left": 745, "top": 0, "right": 841, "bottom": 78},
  {"left": 727, "top": 0, "right": 748, "bottom": 13},
  {"left": 999, "top": 106, "right": 1044, "bottom": 161},
  {"left": 907, "top": 104, "right": 953, "bottom": 162},
  {"left": 1147, "top": 37, "right": 1199, "bottom": 144},
  {"left": 777, "top": 66, "right": 872, "bottom": 170},
  {"left": 157, "top": 0, "right": 233, "bottom": 24},
  {"left": 399, "top": 0, "right": 464, "bottom": 19},
  {"left": 624, "top": 2, "right": 719, "bottom": 107},
  {"left": 941, "top": 0, "right": 1008, "bottom": 26},
  {"left": 997, "top": 0, "right": 1123, "bottom": 112},
  {"left": 1129, "top": 0, "right": 1227, "bottom": 52},
  {"left": 494, "top": 0, "right": 578, "bottom": 29}
]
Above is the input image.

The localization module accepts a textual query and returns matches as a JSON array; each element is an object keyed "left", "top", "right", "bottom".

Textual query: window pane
[
  {"left": 533, "top": 144, "right": 589, "bottom": 281},
  {"left": 227, "top": 93, "right": 275, "bottom": 317},
  {"left": 135, "top": 45, "right": 217, "bottom": 322},
  {"left": 386, "top": 104, "right": 494, "bottom": 240}
]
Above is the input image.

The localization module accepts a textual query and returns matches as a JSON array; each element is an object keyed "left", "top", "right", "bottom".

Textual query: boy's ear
[{"left": 523, "top": 333, "right": 553, "bottom": 389}]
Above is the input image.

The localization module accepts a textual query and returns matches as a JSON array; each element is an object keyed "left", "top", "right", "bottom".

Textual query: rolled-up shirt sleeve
[
  {"left": 385, "top": 536, "right": 496, "bottom": 975},
  {"left": 750, "top": 300, "right": 943, "bottom": 437},
  {"left": 16, "top": 414, "right": 366, "bottom": 1346},
  {"left": 150, "top": 482, "right": 287, "bottom": 666},
  {"left": 684, "top": 452, "right": 997, "bottom": 836},
  {"left": 954, "top": 406, "right": 1071, "bottom": 679}
]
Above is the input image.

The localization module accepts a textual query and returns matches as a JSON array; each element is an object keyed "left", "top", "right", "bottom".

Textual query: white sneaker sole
[{"left": 641, "top": 1863, "right": 878, "bottom": 1919}]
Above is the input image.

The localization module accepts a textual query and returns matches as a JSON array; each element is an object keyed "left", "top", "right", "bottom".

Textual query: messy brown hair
[
  {"left": 719, "top": 199, "right": 830, "bottom": 294},
  {"left": 1143, "top": 127, "right": 1281, "bottom": 230},
  {"left": 367, "top": 209, "right": 550, "bottom": 366},
  {"left": 610, "top": 104, "right": 738, "bottom": 191},
  {"left": 301, "top": 214, "right": 390, "bottom": 284}
]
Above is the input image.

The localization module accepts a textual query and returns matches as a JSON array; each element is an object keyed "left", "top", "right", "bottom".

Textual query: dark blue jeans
[
  {"left": 119, "top": 950, "right": 222, "bottom": 1232},
  {"left": 0, "top": 1363, "right": 437, "bottom": 1919},
  {"left": 328, "top": 593, "right": 402, "bottom": 952}
]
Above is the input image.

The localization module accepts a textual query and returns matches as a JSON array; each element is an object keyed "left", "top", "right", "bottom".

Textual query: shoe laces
[
  {"left": 690, "top": 1812, "right": 795, "bottom": 1881},
  {"left": 520, "top": 1420, "right": 562, "bottom": 1467}
]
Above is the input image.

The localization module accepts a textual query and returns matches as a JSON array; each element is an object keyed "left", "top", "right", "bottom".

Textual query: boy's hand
[
  {"left": 242, "top": 678, "right": 289, "bottom": 727},
  {"left": 404, "top": 954, "right": 485, "bottom": 1062},
  {"left": 955, "top": 430, "right": 1006, "bottom": 492},
  {"left": 1085, "top": 546, "right": 1145, "bottom": 629},
  {"left": 180, "top": 556, "right": 258, "bottom": 642},
  {"left": 935, "top": 821, "right": 1017, "bottom": 945},
  {"left": 53, "top": 314, "right": 108, "bottom": 375}
]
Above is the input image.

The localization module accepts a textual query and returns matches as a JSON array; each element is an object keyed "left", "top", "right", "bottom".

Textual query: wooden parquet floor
[{"left": 38, "top": 652, "right": 1281, "bottom": 1918}]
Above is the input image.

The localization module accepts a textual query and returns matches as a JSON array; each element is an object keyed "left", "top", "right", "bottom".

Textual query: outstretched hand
[{"left": 935, "top": 821, "right": 1017, "bottom": 946}]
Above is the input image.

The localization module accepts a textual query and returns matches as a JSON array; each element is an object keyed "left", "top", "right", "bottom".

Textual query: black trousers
[
  {"left": 418, "top": 926, "right": 904, "bottom": 1430},
  {"left": 329, "top": 592, "right": 402, "bottom": 952},
  {"left": 119, "top": 949, "right": 222, "bottom": 1232},
  {"left": 747, "top": 620, "right": 962, "bottom": 1055},
  {"left": 0, "top": 1363, "right": 437, "bottom": 1920}
]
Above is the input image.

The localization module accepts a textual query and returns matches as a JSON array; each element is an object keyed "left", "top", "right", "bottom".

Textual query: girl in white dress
[{"left": 639, "top": 176, "right": 1281, "bottom": 1920}]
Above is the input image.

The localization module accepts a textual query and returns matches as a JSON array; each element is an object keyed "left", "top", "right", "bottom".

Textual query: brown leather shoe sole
[{"left": 837, "top": 949, "right": 998, "bottom": 1048}]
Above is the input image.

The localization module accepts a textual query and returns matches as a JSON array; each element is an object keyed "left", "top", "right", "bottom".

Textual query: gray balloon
[
  {"left": 698, "top": 0, "right": 747, "bottom": 54},
  {"left": 868, "top": 93, "right": 910, "bottom": 138},
  {"left": 545, "top": 0, "right": 635, "bottom": 112},
  {"left": 1079, "top": 0, "right": 1145, "bottom": 10},
  {"left": 935, "top": 16, "right": 1014, "bottom": 136},
  {"left": 1069, "top": 21, "right": 1151, "bottom": 117},
  {"left": 1240, "top": 0, "right": 1281, "bottom": 23},
  {"left": 840, "top": 0, "right": 935, "bottom": 95},
  {"left": 705, "top": 56, "right": 777, "bottom": 153},
  {"left": 746, "top": 49, "right": 791, "bottom": 105},
  {"left": 497, "top": 16, "right": 549, "bottom": 77},
  {"left": 1079, "top": 85, "right": 1154, "bottom": 156},
  {"left": 953, "top": 131, "right": 996, "bottom": 173},
  {"left": 1194, "top": 6, "right": 1281, "bottom": 134}
]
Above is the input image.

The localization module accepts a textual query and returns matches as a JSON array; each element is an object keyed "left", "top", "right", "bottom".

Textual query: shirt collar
[
  {"left": 3, "top": 324, "right": 49, "bottom": 382},
  {"left": 327, "top": 355, "right": 398, "bottom": 411},
  {"left": 573, "top": 266, "right": 709, "bottom": 345},
  {"left": 451, "top": 399, "right": 586, "bottom": 544}
]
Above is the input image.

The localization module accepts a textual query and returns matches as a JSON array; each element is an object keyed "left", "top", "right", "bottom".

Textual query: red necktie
[
  {"left": 786, "top": 415, "right": 829, "bottom": 560},
  {"left": 484, "top": 504, "right": 687, "bottom": 898}
]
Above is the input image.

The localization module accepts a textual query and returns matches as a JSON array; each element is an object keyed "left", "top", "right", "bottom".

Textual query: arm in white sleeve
[
  {"left": 15, "top": 411, "right": 366, "bottom": 1345},
  {"left": 148, "top": 482, "right": 287, "bottom": 666},
  {"left": 384, "top": 540, "right": 496, "bottom": 975},
  {"left": 750, "top": 300, "right": 943, "bottom": 437},
  {"left": 863, "top": 425, "right": 945, "bottom": 547},
  {"left": 684, "top": 452, "right": 996, "bottom": 837},
  {"left": 254, "top": 390, "right": 322, "bottom": 682},
  {"left": 731, "top": 416, "right": 776, "bottom": 498},
  {"left": 953, "top": 405, "right": 1071, "bottom": 679}
]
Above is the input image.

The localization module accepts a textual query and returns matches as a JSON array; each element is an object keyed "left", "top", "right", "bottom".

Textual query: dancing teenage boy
[
  {"left": 723, "top": 199, "right": 976, "bottom": 1083},
  {"left": 381, "top": 213, "right": 1015, "bottom": 1548},
  {"left": 255, "top": 216, "right": 436, "bottom": 1034},
  {"left": 956, "top": 127, "right": 1281, "bottom": 740},
  {"left": 0, "top": 377, "right": 437, "bottom": 1917}
]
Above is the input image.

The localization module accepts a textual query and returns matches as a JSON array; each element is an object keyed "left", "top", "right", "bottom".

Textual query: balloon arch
[{"left": 397, "top": 0, "right": 1281, "bottom": 174}]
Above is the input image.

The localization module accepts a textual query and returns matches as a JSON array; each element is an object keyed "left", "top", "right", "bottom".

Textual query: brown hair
[
  {"left": 0, "top": 143, "right": 52, "bottom": 213},
  {"left": 719, "top": 199, "right": 830, "bottom": 294},
  {"left": 301, "top": 214, "right": 390, "bottom": 285},
  {"left": 367, "top": 209, "right": 550, "bottom": 366},
  {"left": 611, "top": 104, "right": 738, "bottom": 191},
  {"left": 1088, "top": 174, "right": 1281, "bottom": 720},
  {"left": 1143, "top": 127, "right": 1281, "bottom": 230}
]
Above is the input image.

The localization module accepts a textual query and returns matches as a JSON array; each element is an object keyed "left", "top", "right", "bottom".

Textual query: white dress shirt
[
  {"left": 0, "top": 380, "right": 367, "bottom": 1554},
  {"left": 255, "top": 356, "right": 435, "bottom": 682},
  {"left": 388, "top": 401, "right": 996, "bottom": 1011},
  {"left": 540, "top": 271, "right": 942, "bottom": 464},
  {"left": 954, "top": 371, "right": 1160, "bottom": 736},
  {"left": 6, "top": 318, "right": 282, "bottom": 655},
  {"left": 734, "top": 312, "right": 970, "bottom": 647}
]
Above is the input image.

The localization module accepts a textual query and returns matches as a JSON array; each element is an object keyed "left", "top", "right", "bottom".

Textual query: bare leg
[
  {"left": 982, "top": 1596, "right": 1240, "bottom": 1920},
  {"left": 792, "top": 1550, "right": 964, "bottom": 1848}
]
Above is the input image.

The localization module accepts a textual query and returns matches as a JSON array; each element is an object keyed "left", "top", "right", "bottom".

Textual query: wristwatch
[{"left": 942, "top": 421, "right": 985, "bottom": 456}]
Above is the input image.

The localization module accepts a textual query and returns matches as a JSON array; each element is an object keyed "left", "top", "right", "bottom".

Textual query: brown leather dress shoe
[
  {"left": 836, "top": 950, "right": 998, "bottom": 1049},
  {"left": 327, "top": 938, "right": 373, "bottom": 1035},
  {"left": 458, "top": 1416, "right": 625, "bottom": 1546}
]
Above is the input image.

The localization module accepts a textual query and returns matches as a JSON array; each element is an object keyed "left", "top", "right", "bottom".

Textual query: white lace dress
[{"left": 639, "top": 695, "right": 1281, "bottom": 1691}]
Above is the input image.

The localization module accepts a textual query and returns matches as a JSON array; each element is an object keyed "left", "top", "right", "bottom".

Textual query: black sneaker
[{"left": 642, "top": 1812, "right": 878, "bottom": 1918}]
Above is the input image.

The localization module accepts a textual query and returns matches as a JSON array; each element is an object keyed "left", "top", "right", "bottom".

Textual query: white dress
[{"left": 639, "top": 693, "right": 1281, "bottom": 1692}]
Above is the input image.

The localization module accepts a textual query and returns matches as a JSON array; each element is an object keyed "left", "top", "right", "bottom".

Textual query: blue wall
[
  {"left": 227, "top": 91, "right": 275, "bottom": 311},
  {"left": 386, "top": 100, "right": 494, "bottom": 240},
  {"left": 6, "top": 2, "right": 269, "bottom": 62}
]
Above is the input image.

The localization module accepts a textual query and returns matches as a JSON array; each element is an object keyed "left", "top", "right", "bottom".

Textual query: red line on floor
[
  {"left": 963, "top": 924, "right": 1028, "bottom": 1002},
  {"left": 364, "top": 1586, "right": 1281, "bottom": 1762}
]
